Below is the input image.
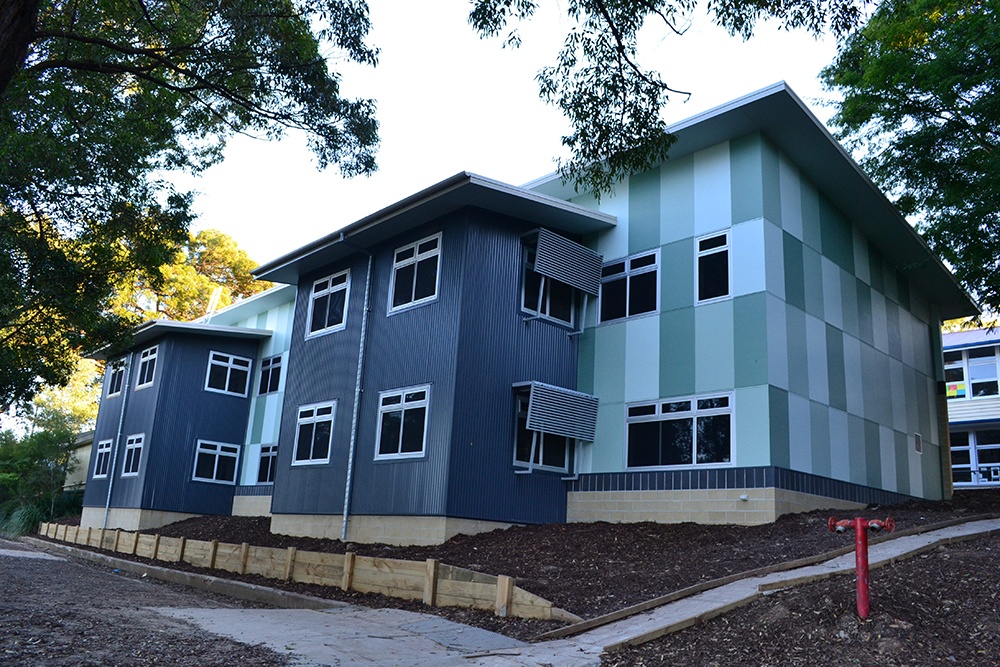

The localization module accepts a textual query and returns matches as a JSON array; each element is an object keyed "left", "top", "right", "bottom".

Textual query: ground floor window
[
  {"left": 294, "top": 403, "right": 335, "bottom": 465},
  {"left": 122, "top": 434, "right": 143, "bottom": 476},
  {"left": 951, "top": 428, "right": 1000, "bottom": 486},
  {"left": 514, "top": 395, "right": 569, "bottom": 471},
  {"left": 626, "top": 395, "right": 732, "bottom": 468},
  {"left": 376, "top": 385, "right": 429, "bottom": 459},
  {"left": 93, "top": 440, "right": 112, "bottom": 478},
  {"left": 193, "top": 440, "right": 240, "bottom": 483},
  {"left": 257, "top": 444, "right": 277, "bottom": 483}
]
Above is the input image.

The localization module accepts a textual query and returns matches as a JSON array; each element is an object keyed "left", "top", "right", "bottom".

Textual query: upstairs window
[
  {"left": 376, "top": 385, "right": 430, "bottom": 459},
  {"left": 390, "top": 234, "right": 441, "bottom": 312},
  {"left": 205, "top": 351, "right": 252, "bottom": 397},
  {"left": 944, "top": 350, "right": 967, "bottom": 398},
  {"left": 697, "top": 232, "right": 730, "bottom": 303},
  {"left": 600, "top": 250, "right": 659, "bottom": 323},
  {"left": 93, "top": 440, "right": 112, "bottom": 478},
  {"left": 945, "top": 346, "right": 1000, "bottom": 399},
  {"left": 514, "top": 395, "right": 569, "bottom": 472},
  {"left": 294, "top": 403, "right": 334, "bottom": 465},
  {"left": 193, "top": 440, "right": 240, "bottom": 484},
  {"left": 258, "top": 355, "right": 282, "bottom": 395},
  {"left": 122, "top": 434, "right": 143, "bottom": 476},
  {"left": 626, "top": 395, "right": 732, "bottom": 468},
  {"left": 522, "top": 249, "right": 575, "bottom": 325},
  {"left": 257, "top": 444, "right": 278, "bottom": 484},
  {"left": 136, "top": 346, "right": 157, "bottom": 389},
  {"left": 308, "top": 270, "right": 349, "bottom": 336},
  {"left": 520, "top": 229, "right": 602, "bottom": 328},
  {"left": 107, "top": 360, "right": 125, "bottom": 397}
]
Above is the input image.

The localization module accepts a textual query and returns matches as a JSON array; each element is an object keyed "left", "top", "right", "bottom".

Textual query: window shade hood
[{"left": 515, "top": 381, "right": 599, "bottom": 442}]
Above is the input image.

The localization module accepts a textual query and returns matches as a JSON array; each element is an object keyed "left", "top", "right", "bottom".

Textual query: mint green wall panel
[
  {"left": 879, "top": 425, "right": 896, "bottom": 491},
  {"left": 904, "top": 367, "right": 920, "bottom": 436},
  {"left": 732, "top": 218, "right": 766, "bottom": 297},
  {"left": 660, "top": 155, "right": 695, "bottom": 245},
  {"left": 922, "top": 443, "right": 942, "bottom": 500},
  {"left": 694, "top": 143, "right": 732, "bottom": 236},
  {"left": 730, "top": 134, "right": 763, "bottom": 224},
  {"left": 256, "top": 312, "right": 267, "bottom": 328},
  {"left": 764, "top": 220, "right": 786, "bottom": 300},
  {"left": 856, "top": 280, "right": 875, "bottom": 345},
  {"left": 695, "top": 301, "right": 735, "bottom": 393},
  {"left": 806, "top": 314, "right": 829, "bottom": 404},
  {"left": 783, "top": 232, "right": 806, "bottom": 311},
  {"left": 761, "top": 138, "right": 782, "bottom": 226},
  {"left": 826, "top": 325, "right": 847, "bottom": 412},
  {"left": 907, "top": 444, "right": 923, "bottom": 498},
  {"left": 660, "top": 239, "right": 694, "bottom": 312},
  {"left": 591, "top": 187, "right": 630, "bottom": 260},
  {"left": 594, "top": 323, "right": 627, "bottom": 404},
  {"left": 786, "top": 306, "right": 809, "bottom": 398},
  {"left": 628, "top": 167, "right": 661, "bottom": 253},
  {"left": 818, "top": 199, "right": 855, "bottom": 273},
  {"left": 852, "top": 228, "right": 871, "bottom": 285},
  {"left": 802, "top": 245, "right": 825, "bottom": 320},
  {"left": 769, "top": 386, "right": 790, "bottom": 467},
  {"left": 848, "top": 414, "right": 868, "bottom": 483},
  {"left": 829, "top": 408, "right": 850, "bottom": 481},
  {"left": 734, "top": 293, "right": 768, "bottom": 387},
  {"left": 799, "top": 180, "right": 823, "bottom": 252},
  {"left": 886, "top": 301, "right": 903, "bottom": 360},
  {"left": 766, "top": 294, "right": 789, "bottom": 390},
  {"left": 871, "top": 291, "right": 889, "bottom": 354},
  {"left": 843, "top": 335, "right": 865, "bottom": 417},
  {"left": 788, "top": 393, "right": 812, "bottom": 470},
  {"left": 821, "top": 258, "right": 843, "bottom": 331},
  {"left": 867, "top": 242, "right": 885, "bottom": 293},
  {"left": 625, "top": 316, "right": 660, "bottom": 401},
  {"left": 778, "top": 155, "right": 803, "bottom": 239},
  {"left": 577, "top": 328, "right": 596, "bottom": 394},
  {"left": 864, "top": 419, "right": 882, "bottom": 487},
  {"left": 735, "top": 385, "right": 770, "bottom": 466},
  {"left": 840, "top": 270, "right": 860, "bottom": 338},
  {"left": 592, "top": 403, "right": 626, "bottom": 471},
  {"left": 659, "top": 308, "right": 696, "bottom": 397},
  {"left": 894, "top": 430, "right": 910, "bottom": 495},
  {"left": 890, "top": 358, "right": 908, "bottom": 433},
  {"left": 810, "top": 400, "right": 832, "bottom": 477}
]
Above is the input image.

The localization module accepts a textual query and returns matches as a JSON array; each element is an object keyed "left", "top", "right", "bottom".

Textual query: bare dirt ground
[{"left": 34, "top": 488, "right": 1000, "bottom": 663}]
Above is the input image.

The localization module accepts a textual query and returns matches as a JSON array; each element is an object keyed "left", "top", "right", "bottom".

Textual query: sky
[{"left": 173, "top": 1, "right": 843, "bottom": 268}]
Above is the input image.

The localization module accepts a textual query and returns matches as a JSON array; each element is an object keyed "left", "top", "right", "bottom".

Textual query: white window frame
[
  {"left": 93, "top": 440, "right": 112, "bottom": 478},
  {"left": 599, "top": 249, "right": 660, "bottom": 324},
  {"left": 520, "top": 247, "right": 577, "bottom": 327},
  {"left": 513, "top": 395, "right": 570, "bottom": 473},
  {"left": 951, "top": 428, "right": 1000, "bottom": 486},
  {"left": 257, "top": 444, "right": 278, "bottom": 484},
  {"left": 192, "top": 439, "right": 241, "bottom": 484},
  {"left": 375, "top": 384, "right": 430, "bottom": 460},
  {"left": 388, "top": 233, "right": 442, "bottom": 313},
  {"left": 135, "top": 346, "right": 158, "bottom": 389},
  {"left": 106, "top": 360, "right": 126, "bottom": 397},
  {"left": 293, "top": 402, "right": 335, "bottom": 466},
  {"left": 624, "top": 393, "right": 734, "bottom": 469},
  {"left": 204, "top": 351, "right": 253, "bottom": 397},
  {"left": 258, "top": 355, "right": 283, "bottom": 395},
  {"left": 695, "top": 231, "right": 731, "bottom": 304},
  {"left": 122, "top": 434, "right": 144, "bottom": 477},
  {"left": 306, "top": 270, "right": 350, "bottom": 338},
  {"left": 945, "top": 346, "right": 1000, "bottom": 400}
]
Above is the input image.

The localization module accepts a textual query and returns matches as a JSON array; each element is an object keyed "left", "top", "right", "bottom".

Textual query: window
[
  {"left": 376, "top": 385, "right": 429, "bottom": 459},
  {"left": 390, "top": 234, "right": 440, "bottom": 311},
  {"left": 952, "top": 429, "right": 1000, "bottom": 486},
  {"left": 205, "top": 351, "right": 252, "bottom": 397},
  {"left": 122, "top": 434, "right": 143, "bottom": 476},
  {"left": 193, "top": 440, "right": 240, "bottom": 484},
  {"left": 944, "top": 346, "right": 999, "bottom": 399},
  {"left": 107, "top": 360, "right": 125, "bottom": 397},
  {"left": 944, "top": 350, "right": 967, "bottom": 398},
  {"left": 258, "top": 355, "right": 282, "bottom": 395},
  {"left": 136, "top": 346, "right": 157, "bottom": 388},
  {"left": 93, "top": 440, "right": 112, "bottom": 478},
  {"left": 294, "top": 403, "right": 334, "bottom": 465},
  {"left": 257, "top": 444, "right": 278, "bottom": 484},
  {"left": 626, "top": 395, "right": 732, "bottom": 468},
  {"left": 522, "top": 248, "right": 575, "bottom": 325},
  {"left": 697, "top": 232, "right": 730, "bottom": 302},
  {"left": 514, "top": 396, "right": 568, "bottom": 471},
  {"left": 308, "top": 270, "right": 349, "bottom": 336},
  {"left": 600, "top": 250, "right": 659, "bottom": 322}
]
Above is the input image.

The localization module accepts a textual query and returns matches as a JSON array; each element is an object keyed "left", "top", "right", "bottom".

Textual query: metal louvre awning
[
  {"left": 516, "top": 381, "right": 599, "bottom": 442},
  {"left": 533, "top": 228, "right": 603, "bottom": 297}
]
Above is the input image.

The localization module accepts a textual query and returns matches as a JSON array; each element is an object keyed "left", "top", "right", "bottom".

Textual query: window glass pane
[
  {"left": 331, "top": 273, "right": 347, "bottom": 286},
  {"left": 972, "top": 381, "right": 999, "bottom": 397},
  {"left": 195, "top": 452, "right": 215, "bottom": 479},
  {"left": 382, "top": 394, "right": 402, "bottom": 406},
  {"left": 392, "top": 264, "right": 415, "bottom": 307},
  {"left": 405, "top": 391, "right": 426, "bottom": 402},
  {"left": 541, "top": 434, "right": 567, "bottom": 468},
  {"left": 227, "top": 368, "right": 248, "bottom": 394},
  {"left": 978, "top": 448, "right": 1000, "bottom": 465},
  {"left": 295, "top": 423, "right": 314, "bottom": 461},
  {"left": 977, "top": 429, "right": 1000, "bottom": 445},
  {"left": 698, "top": 251, "right": 729, "bottom": 301},
  {"left": 628, "top": 405, "right": 656, "bottom": 417},
  {"left": 628, "top": 270, "right": 657, "bottom": 316},
  {"left": 629, "top": 253, "right": 656, "bottom": 270},
  {"left": 515, "top": 414, "right": 533, "bottom": 464},
  {"left": 602, "top": 261, "right": 626, "bottom": 277},
  {"left": 699, "top": 234, "right": 727, "bottom": 251},
  {"left": 325, "top": 290, "right": 346, "bottom": 328},
  {"left": 257, "top": 456, "right": 274, "bottom": 483},
  {"left": 661, "top": 418, "right": 693, "bottom": 465},
  {"left": 663, "top": 401, "right": 691, "bottom": 413},
  {"left": 968, "top": 364, "right": 996, "bottom": 382},
  {"left": 950, "top": 431, "right": 969, "bottom": 447},
  {"left": 312, "top": 420, "right": 332, "bottom": 460},
  {"left": 316, "top": 405, "right": 333, "bottom": 416},
  {"left": 413, "top": 256, "right": 439, "bottom": 301},
  {"left": 310, "top": 293, "right": 329, "bottom": 332},
  {"left": 400, "top": 407, "right": 426, "bottom": 453},
  {"left": 523, "top": 268, "right": 542, "bottom": 312},
  {"left": 208, "top": 365, "right": 228, "bottom": 390},
  {"left": 697, "top": 414, "right": 731, "bottom": 463},
  {"left": 395, "top": 247, "right": 414, "bottom": 262},
  {"left": 268, "top": 366, "right": 281, "bottom": 393},
  {"left": 216, "top": 455, "right": 237, "bottom": 482},
  {"left": 953, "top": 469, "right": 973, "bottom": 483},
  {"left": 951, "top": 449, "right": 971, "bottom": 465},
  {"left": 379, "top": 411, "right": 402, "bottom": 455},
  {"left": 697, "top": 397, "right": 729, "bottom": 410},
  {"left": 943, "top": 351, "right": 963, "bottom": 363},
  {"left": 313, "top": 279, "right": 329, "bottom": 293},
  {"left": 418, "top": 238, "right": 438, "bottom": 254},
  {"left": 627, "top": 421, "right": 661, "bottom": 467},
  {"left": 547, "top": 278, "right": 574, "bottom": 323},
  {"left": 945, "top": 367, "right": 965, "bottom": 382},
  {"left": 968, "top": 346, "right": 995, "bottom": 359},
  {"left": 600, "top": 277, "right": 627, "bottom": 321}
]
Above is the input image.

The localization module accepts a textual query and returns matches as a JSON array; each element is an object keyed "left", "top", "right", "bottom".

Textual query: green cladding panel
[
  {"left": 730, "top": 134, "right": 764, "bottom": 225},
  {"left": 629, "top": 167, "right": 661, "bottom": 254},
  {"left": 734, "top": 293, "right": 768, "bottom": 387}
]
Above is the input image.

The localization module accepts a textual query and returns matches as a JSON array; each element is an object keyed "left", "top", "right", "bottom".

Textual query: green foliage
[
  {"left": 470, "top": 0, "right": 869, "bottom": 199},
  {"left": 0, "top": 427, "right": 79, "bottom": 534},
  {"left": 1, "top": 0, "right": 379, "bottom": 408},
  {"left": 30, "top": 358, "right": 102, "bottom": 434}
]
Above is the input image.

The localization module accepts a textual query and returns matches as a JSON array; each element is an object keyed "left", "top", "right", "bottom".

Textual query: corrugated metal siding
[
  {"left": 534, "top": 228, "right": 603, "bottom": 296},
  {"left": 525, "top": 381, "right": 599, "bottom": 441},
  {"left": 447, "top": 214, "right": 580, "bottom": 524},
  {"left": 949, "top": 397, "right": 1000, "bottom": 424},
  {"left": 82, "top": 356, "right": 135, "bottom": 508}
]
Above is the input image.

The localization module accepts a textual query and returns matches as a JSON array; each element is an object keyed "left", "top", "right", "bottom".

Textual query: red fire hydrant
[{"left": 828, "top": 516, "right": 896, "bottom": 619}]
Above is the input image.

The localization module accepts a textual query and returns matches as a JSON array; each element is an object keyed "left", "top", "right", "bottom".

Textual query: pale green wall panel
[
  {"left": 886, "top": 301, "right": 903, "bottom": 360},
  {"left": 594, "top": 323, "right": 627, "bottom": 404},
  {"left": 894, "top": 430, "right": 910, "bottom": 496},
  {"left": 890, "top": 358, "right": 908, "bottom": 434},
  {"left": 250, "top": 400, "right": 266, "bottom": 443},
  {"left": 591, "top": 185, "right": 630, "bottom": 260},
  {"left": 730, "top": 133, "right": 763, "bottom": 224},
  {"left": 592, "top": 402, "right": 626, "bottom": 472},
  {"left": 864, "top": 419, "right": 882, "bottom": 487},
  {"left": 785, "top": 305, "right": 809, "bottom": 398},
  {"left": 879, "top": 425, "right": 897, "bottom": 491},
  {"left": 577, "top": 328, "right": 596, "bottom": 395},
  {"left": 802, "top": 245, "right": 825, "bottom": 320},
  {"left": 871, "top": 291, "right": 889, "bottom": 354},
  {"left": 904, "top": 366, "right": 920, "bottom": 436},
  {"left": 734, "top": 385, "right": 770, "bottom": 466},
  {"left": 810, "top": 400, "right": 832, "bottom": 477},
  {"left": 695, "top": 300, "right": 735, "bottom": 393},
  {"left": 734, "top": 293, "right": 768, "bottom": 388},
  {"left": 907, "top": 441, "right": 923, "bottom": 498},
  {"left": 629, "top": 167, "right": 662, "bottom": 253},
  {"left": 624, "top": 316, "right": 661, "bottom": 401},
  {"left": 732, "top": 218, "right": 766, "bottom": 297},
  {"left": 856, "top": 280, "right": 875, "bottom": 346},
  {"left": 843, "top": 334, "right": 865, "bottom": 418},
  {"left": 818, "top": 198, "right": 855, "bottom": 273},
  {"left": 852, "top": 227, "right": 871, "bottom": 285},
  {"left": 922, "top": 442, "right": 942, "bottom": 500},
  {"left": 764, "top": 220, "right": 786, "bottom": 300},
  {"left": 821, "top": 258, "right": 844, "bottom": 331},
  {"left": 799, "top": 180, "right": 823, "bottom": 253},
  {"left": 778, "top": 154, "right": 804, "bottom": 239},
  {"left": 766, "top": 294, "right": 789, "bottom": 390},
  {"left": 848, "top": 414, "right": 868, "bottom": 483},
  {"left": 829, "top": 408, "right": 850, "bottom": 481},
  {"left": 761, "top": 137, "right": 782, "bottom": 226},
  {"left": 806, "top": 314, "right": 829, "bottom": 404},
  {"left": 867, "top": 242, "right": 885, "bottom": 293},
  {"left": 768, "top": 386, "right": 790, "bottom": 467},
  {"left": 783, "top": 232, "right": 806, "bottom": 311},
  {"left": 659, "top": 308, "right": 696, "bottom": 397},
  {"left": 693, "top": 142, "right": 732, "bottom": 236},
  {"left": 659, "top": 239, "right": 694, "bottom": 312},
  {"left": 787, "top": 393, "right": 812, "bottom": 471},
  {"left": 660, "top": 155, "right": 695, "bottom": 245},
  {"left": 840, "top": 270, "right": 860, "bottom": 339}
]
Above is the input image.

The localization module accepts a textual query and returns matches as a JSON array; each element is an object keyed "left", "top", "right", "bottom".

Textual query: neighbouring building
[
  {"left": 943, "top": 327, "right": 1000, "bottom": 488},
  {"left": 80, "top": 84, "right": 978, "bottom": 544}
]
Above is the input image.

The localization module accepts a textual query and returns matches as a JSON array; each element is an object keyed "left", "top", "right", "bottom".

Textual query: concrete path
[{"left": 28, "top": 518, "right": 1000, "bottom": 666}]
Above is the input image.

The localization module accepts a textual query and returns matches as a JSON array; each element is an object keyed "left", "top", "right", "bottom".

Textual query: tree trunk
[{"left": 0, "top": 0, "right": 40, "bottom": 97}]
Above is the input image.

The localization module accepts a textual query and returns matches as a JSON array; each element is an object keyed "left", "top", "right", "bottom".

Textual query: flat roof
[
  {"left": 943, "top": 328, "right": 1000, "bottom": 350},
  {"left": 89, "top": 320, "right": 271, "bottom": 360},
  {"left": 253, "top": 172, "right": 617, "bottom": 284}
]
